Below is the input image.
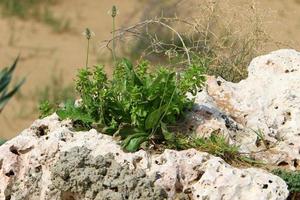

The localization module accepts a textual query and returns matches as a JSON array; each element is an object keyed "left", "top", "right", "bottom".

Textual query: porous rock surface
[
  {"left": 0, "top": 114, "right": 288, "bottom": 200},
  {"left": 188, "top": 49, "right": 300, "bottom": 170}
]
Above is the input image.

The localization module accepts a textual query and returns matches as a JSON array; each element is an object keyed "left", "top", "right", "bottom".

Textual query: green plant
[
  {"left": 0, "top": 138, "right": 6, "bottom": 146},
  {"left": 0, "top": 57, "right": 25, "bottom": 113},
  {"left": 36, "top": 72, "right": 75, "bottom": 118},
  {"left": 56, "top": 59, "right": 206, "bottom": 152},
  {"left": 166, "top": 132, "right": 259, "bottom": 165},
  {"left": 272, "top": 169, "right": 300, "bottom": 200},
  {"left": 38, "top": 100, "right": 55, "bottom": 118}
]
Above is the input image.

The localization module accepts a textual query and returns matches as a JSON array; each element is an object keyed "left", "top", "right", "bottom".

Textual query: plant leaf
[
  {"left": 161, "top": 122, "right": 175, "bottom": 142},
  {"left": 121, "top": 132, "right": 148, "bottom": 152},
  {"left": 0, "top": 78, "right": 25, "bottom": 110},
  {"left": 125, "top": 136, "right": 148, "bottom": 152},
  {"left": 145, "top": 106, "right": 165, "bottom": 130},
  {"left": 56, "top": 100, "right": 94, "bottom": 123}
]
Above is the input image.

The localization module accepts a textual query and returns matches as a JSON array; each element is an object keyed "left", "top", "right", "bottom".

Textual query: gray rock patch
[{"left": 51, "top": 147, "right": 168, "bottom": 200}]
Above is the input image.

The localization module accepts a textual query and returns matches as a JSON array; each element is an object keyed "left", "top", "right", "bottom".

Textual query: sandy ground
[{"left": 0, "top": 0, "right": 300, "bottom": 139}]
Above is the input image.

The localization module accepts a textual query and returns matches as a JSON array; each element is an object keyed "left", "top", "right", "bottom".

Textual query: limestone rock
[
  {"left": 0, "top": 115, "right": 288, "bottom": 200},
  {"left": 189, "top": 49, "right": 300, "bottom": 169}
]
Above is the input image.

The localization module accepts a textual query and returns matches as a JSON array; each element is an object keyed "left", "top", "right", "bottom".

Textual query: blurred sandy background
[{"left": 0, "top": 0, "right": 299, "bottom": 139}]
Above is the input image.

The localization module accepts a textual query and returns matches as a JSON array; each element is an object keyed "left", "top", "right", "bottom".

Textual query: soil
[{"left": 0, "top": 0, "right": 300, "bottom": 139}]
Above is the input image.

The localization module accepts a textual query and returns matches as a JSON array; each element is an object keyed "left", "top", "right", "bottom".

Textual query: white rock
[
  {"left": 191, "top": 49, "right": 300, "bottom": 169},
  {"left": 0, "top": 115, "right": 288, "bottom": 200}
]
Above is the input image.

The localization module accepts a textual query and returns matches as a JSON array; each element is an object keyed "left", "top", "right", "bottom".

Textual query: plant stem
[
  {"left": 292, "top": 192, "right": 296, "bottom": 200},
  {"left": 86, "top": 39, "right": 90, "bottom": 68},
  {"left": 112, "top": 15, "right": 116, "bottom": 62}
]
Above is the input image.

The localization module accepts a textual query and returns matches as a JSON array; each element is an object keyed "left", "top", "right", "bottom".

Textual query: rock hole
[
  {"left": 181, "top": 174, "right": 185, "bottom": 180},
  {"left": 262, "top": 184, "right": 268, "bottom": 189},
  {"left": 241, "top": 174, "right": 246, "bottom": 178},
  {"left": 5, "top": 170, "right": 15, "bottom": 177},
  {"left": 217, "top": 80, "right": 222, "bottom": 86},
  {"left": 134, "top": 156, "right": 143, "bottom": 168},
  {"left": 155, "top": 172, "right": 162, "bottom": 180},
  {"left": 268, "top": 180, "right": 273, "bottom": 183},
  {"left": 175, "top": 181, "right": 183, "bottom": 193},
  {"left": 36, "top": 125, "right": 49, "bottom": 137},
  {"left": 277, "top": 161, "right": 289, "bottom": 167},
  {"left": 285, "top": 69, "right": 290, "bottom": 73},
  {"left": 195, "top": 170, "right": 205, "bottom": 181},
  {"left": 35, "top": 165, "right": 42, "bottom": 173},
  {"left": 9, "top": 146, "right": 19, "bottom": 155},
  {"left": 5, "top": 195, "right": 11, "bottom": 200},
  {"left": 292, "top": 159, "right": 299, "bottom": 168},
  {"left": 184, "top": 188, "right": 192, "bottom": 194},
  {"left": 166, "top": 187, "right": 171, "bottom": 192},
  {"left": 274, "top": 106, "right": 279, "bottom": 109}
]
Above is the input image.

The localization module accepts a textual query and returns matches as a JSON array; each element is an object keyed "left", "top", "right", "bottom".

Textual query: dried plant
[{"left": 101, "top": 0, "right": 272, "bottom": 82}]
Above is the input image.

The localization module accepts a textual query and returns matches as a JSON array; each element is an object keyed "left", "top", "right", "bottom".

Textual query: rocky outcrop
[
  {"left": 0, "top": 114, "right": 288, "bottom": 200},
  {"left": 188, "top": 49, "right": 300, "bottom": 170},
  {"left": 2, "top": 49, "right": 300, "bottom": 199}
]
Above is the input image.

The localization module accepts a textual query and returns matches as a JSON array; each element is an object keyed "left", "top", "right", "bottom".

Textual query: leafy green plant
[
  {"left": 0, "top": 57, "right": 25, "bottom": 113},
  {"left": 272, "top": 169, "right": 300, "bottom": 200},
  {"left": 56, "top": 59, "right": 205, "bottom": 152}
]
